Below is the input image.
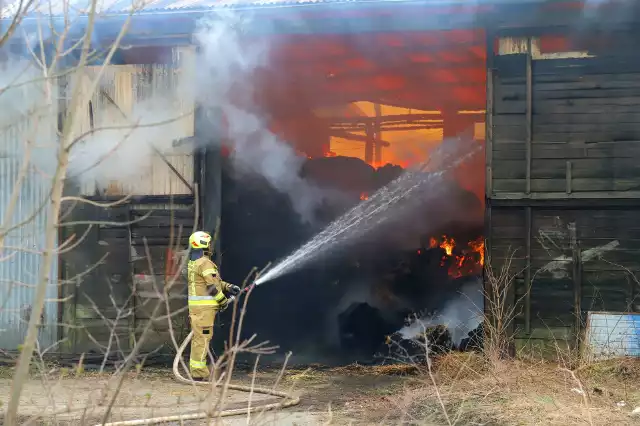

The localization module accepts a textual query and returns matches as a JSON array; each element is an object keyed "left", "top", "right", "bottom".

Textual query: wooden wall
[
  {"left": 489, "top": 205, "right": 640, "bottom": 353},
  {"left": 491, "top": 38, "right": 640, "bottom": 196},
  {"left": 486, "top": 31, "right": 640, "bottom": 354},
  {"left": 59, "top": 198, "right": 196, "bottom": 356}
]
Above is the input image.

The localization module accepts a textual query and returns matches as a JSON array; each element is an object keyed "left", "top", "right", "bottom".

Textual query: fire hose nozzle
[{"left": 226, "top": 284, "right": 254, "bottom": 303}]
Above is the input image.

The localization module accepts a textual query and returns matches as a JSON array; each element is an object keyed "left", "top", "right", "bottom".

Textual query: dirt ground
[{"left": 0, "top": 356, "right": 639, "bottom": 425}]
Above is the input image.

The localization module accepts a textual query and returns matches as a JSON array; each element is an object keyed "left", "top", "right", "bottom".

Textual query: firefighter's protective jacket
[{"left": 187, "top": 257, "right": 233, "bottom": 308}]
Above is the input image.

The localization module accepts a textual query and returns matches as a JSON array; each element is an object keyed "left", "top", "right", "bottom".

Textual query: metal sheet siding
[
  {"left": 585, "top": 312, "right": 640, "bottom": 360},
  {"left": 0, "top": 68, "right": 59, "bottom": 350}
]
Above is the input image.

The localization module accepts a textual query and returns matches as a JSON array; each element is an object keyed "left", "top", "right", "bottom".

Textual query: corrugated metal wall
[
  {"left": 66, "top": 46, "right": 196, "bottom": 196},
  {"left": 0, "top": 64, "right": 59, "bottom": 350}
]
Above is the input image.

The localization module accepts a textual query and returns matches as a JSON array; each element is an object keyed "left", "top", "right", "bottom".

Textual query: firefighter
[{"left": 187, "top": 231, "right": 241, "bottom": 381}]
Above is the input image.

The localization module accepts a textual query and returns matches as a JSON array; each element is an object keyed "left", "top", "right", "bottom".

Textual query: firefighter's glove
[
  {"left": 217, "top": 294, "right": 229, "bottom": 312},
  {"left": 211, "top": 290, "right": 229, "bottom": 312},
  {"left": 228, "top": 285, "right": 241, "bottom": 296}
]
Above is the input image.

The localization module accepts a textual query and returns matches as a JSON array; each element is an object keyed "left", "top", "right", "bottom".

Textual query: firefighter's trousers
[{"left": 188, "top": 305, "right": 217, "bottom": 379}]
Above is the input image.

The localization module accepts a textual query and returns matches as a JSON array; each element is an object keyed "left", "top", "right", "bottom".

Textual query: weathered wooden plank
[
  {"left": 574, "top": 209, "right": 640, "bottom": 218},
  {"left": 496, "top": 112, "right": 640, "bottom": 126},
  {"left": 535, "top": 77, "right": 640, "bottom": 91},
  {"left": 490, "top": 209, "right": 527, "bottom": 226},
  {"left": 74, "top": 320, "right": 133, "bottom": 354},
  {"left": 75, "top": 298, "right": 133, "bottom": 318},
  {"left": 487, "top": 245, "right": 527, "bottom": 260},
  {"left": 492, "top": 161, "right": 527, "bottom": 179},
  {"left": 529, "top": 158, "right": 640, "bottom": 179},
  {"left": 532, "top": 57, "right": 640, "bottom": 76},
  {"left": 131, "top": 216, "right": 196, "bottom": 227},
  {"left": 98, "top": 228, "right": 129, "bottom": 239},
  {"left": 498, "top": 122, "right": 640, "bottom": 136},
  {"left": 491, "top": 226, "right": 528, "bottom": 239},
  {"left": 514, "top": 324, "right": 573, "bottom": 340},
  {"left": 499, "top": 86, "right": 640, "bottom": 102},
  {"left": 131, "top": 245, "right": 173, "bottom": 260},
  {"left": 133, "top": 297, "right": 186, "bottom": 324},
  {"left": 493, "top": 114, "right": 527, "bottom": 126},
  {"left": 131, "top": 226, "right": 192, "bottom": 239},
  {"left": 492, "top": 146, "right": 526, "bottom": 161},
  {"left": 494, "top": 54, "right": 527, "bottom": 78},
  {"left": 581, "top": 270, "right": 637, "bottom": 280},
  {"left": 133, "top": 322, "right": 191, "bottom": 354},
  {"left": 496, "top": 98, "right": 640, "bottom": 115},
  {"left": 495, "top": 177, "right": 640, "bottom": 193},
  {"left": 502, "top": 72, "right": 640, "bottom": 86},
  {"left": 494, "top": 142, "right": 640, "bottom": 160},
  {"left": 491, "top": 158, "right": 640, "bottom": 180},
  {"left": 577, "top": 234, "right": 640, "bottom": 245},
  {"left": 493, "top": 179, "right": 528, "bottom": 192},
  {"left": 131, "top": 237, "right": 190, "bottom": 246},
  {"left": 134, "top": 274, "right": 187, "bottom": 294},
  {"left": 495, "top": 124, "right": 640, "bottom": 142},
  {"left": 132, "top": 209, "right": 196, "bottom": 219}
]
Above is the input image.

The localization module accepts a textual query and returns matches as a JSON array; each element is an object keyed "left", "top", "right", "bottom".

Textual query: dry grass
[
  {"left": 329, "top": 363, "right": 420, "bottom": 376},
  {"left": 352, "top": 353, "right": 640, "bottom": 426}
]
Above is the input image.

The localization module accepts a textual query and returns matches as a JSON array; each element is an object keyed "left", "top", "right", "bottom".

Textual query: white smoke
[
  {"left": 194, "top": 11, "right": 328, "bottom": 222},
  {"left": 66, "top": 96, "right": 189, "bottom": 191},
  {"left": 398, "top": 276, "right": 484, "bottom": 348}
]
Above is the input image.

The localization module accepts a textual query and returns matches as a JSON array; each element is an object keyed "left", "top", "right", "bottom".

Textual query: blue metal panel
[
  {"left": 586, "top": 312, "right": 640, "bottom": 359},
  {"left": 0, "top": 64, "right": 59, "bottom": 351}
]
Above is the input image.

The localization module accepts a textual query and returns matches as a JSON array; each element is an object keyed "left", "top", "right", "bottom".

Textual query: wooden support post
[
  {"left": 569, "top": 222, "right": 582, "bottom": 347},
  {"left": 525, "top": 36, "right": 533, "bottom": 194},
  {"left": 484, "top": 201, "right": 493, "bottom": 331},
  {"left": 566, "top": 161, "right": 572, "bottom": 194},
  {"left": 525, "top": 206, "right": 532, "bottom": 334},
  {"left": 374, "top": 103, "right": 382, "bottom": 165},
  {"left": 485, "top": 30, "right": 494, "bottom": 198},
  {"left": 364, "top": 122, "right": 374, "bottom": 165},
  {"left": 127, "top": 206, "right": 136, "bottom": 350},
  {"left": 631, "top": 272, "right": 638, "bottom": 312},
  {"left": 58, "top": 225, "right": 76, "bottom": 353}
]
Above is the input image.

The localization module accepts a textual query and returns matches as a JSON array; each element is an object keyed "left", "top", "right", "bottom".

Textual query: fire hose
[{"left": 98, "top": 286, "right": 301, "bottom": 426}]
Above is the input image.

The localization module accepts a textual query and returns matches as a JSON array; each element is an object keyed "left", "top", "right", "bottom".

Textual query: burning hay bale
[{"left": 301, "top": 156, "right": 375, "bottom": 194}]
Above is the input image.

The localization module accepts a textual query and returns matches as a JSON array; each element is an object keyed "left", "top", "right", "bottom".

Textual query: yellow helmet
[{"left": 189, "top": 231, "right": 212, "bottom": 250}]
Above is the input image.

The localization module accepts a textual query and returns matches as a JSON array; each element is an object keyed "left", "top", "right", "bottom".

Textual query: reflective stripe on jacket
[{"left": 188, "top": 293, "right": 225, "bottom": 306}]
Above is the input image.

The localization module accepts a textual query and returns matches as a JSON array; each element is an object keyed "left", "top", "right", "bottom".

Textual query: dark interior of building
[{"left": 212, "top": 28, "right": 488, "bottom": 364}]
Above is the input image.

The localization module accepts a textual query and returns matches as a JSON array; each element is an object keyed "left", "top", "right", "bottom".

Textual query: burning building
[{"left": 2, "top": 0, "right": 640, "bottom": 364}]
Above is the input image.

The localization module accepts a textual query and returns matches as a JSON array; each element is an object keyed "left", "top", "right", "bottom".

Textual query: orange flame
[
  {"left": 360, "top": 192, "right": 369, "bottom": 201},
  {"left": 427, "top": 235, "right": 484, "bottom": 278},
  {"left": 439, "top": 235, "right": 455, "bottom": 256},
  {"left": 468, "top": 237, "right": 485, "bottom": 266}
]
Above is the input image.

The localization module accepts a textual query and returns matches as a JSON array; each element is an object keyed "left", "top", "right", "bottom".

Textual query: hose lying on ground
[{"left": 97, "top": 330, "right": 301, "bottom": 426}]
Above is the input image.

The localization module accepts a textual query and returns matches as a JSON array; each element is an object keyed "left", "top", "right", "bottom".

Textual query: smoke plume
[
  {"left": 66, "top": 95, "right": 191, "bottom": 193},
  {"left": 194, "top": 11, "right": 328, "bottom": 222},
  {"left": 398, "top": 276, "right": 483, "bottom": 348}
]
